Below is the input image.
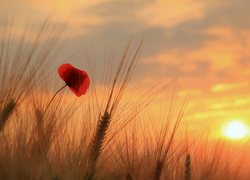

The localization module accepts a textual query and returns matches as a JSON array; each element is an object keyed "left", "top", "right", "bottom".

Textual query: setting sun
[{"left": 223, "top": 121, "right": 249, "bottom": 140}]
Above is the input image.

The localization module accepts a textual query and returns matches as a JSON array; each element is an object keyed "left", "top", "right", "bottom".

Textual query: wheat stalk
[{"left": 152, "top": 95, "right": 187, "bottom": 180}]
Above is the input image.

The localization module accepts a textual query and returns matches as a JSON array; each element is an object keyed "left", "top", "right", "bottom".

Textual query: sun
[{"left": 223, "top": 120, "right": 249, "bottom": 140}]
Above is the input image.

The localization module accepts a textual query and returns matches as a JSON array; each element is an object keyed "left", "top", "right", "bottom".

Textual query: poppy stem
[
  {"left": 39, "top": 84, "right": 67, "bottom": 121},
  {"left": 26, "top": 84, "right": 67, "bottom": 148}
]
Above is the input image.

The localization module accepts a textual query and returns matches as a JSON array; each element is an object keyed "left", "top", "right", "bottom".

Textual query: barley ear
[
  {"left": 87, "top": 110, "right": 111, "bottom": 179},
  {"left": 185, "top": 153, "right": 191, "bottom": 180},
  {"left": 0, "top": 99, "right": 16, "bottom": 132},
  {"left": 126, "top": 173, "right": 132, "bottom": 180},
  {"left": 153, "top": 160, "right": 164, "bottom": 180}
]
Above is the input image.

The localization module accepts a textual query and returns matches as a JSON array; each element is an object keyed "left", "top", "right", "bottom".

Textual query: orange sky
[{"left": 0, "top": 0, "right": 250, "bottom": 139}]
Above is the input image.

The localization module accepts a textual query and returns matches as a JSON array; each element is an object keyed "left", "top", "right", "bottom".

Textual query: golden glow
[{"left": 223, "top": 121, "right": 249, "bottom": 140}]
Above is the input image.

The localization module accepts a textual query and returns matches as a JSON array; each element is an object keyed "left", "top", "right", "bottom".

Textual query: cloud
[
  {"left": 75, "top": 0, "right": 250, "bottom": 59},
  {"left": 136, "top": 59, "right": 210, "bottom": 81},
  {"left": 4, "top": 0, "right": 247, "bottom": 63},
  {"left": 72, "top": 0, "right": 210, "bottom": 58},
  {"left": 137, "top": 0, "right": 204, "bottom": 27},
  {"left": 75, "top": 16, "right": 215, "bottom": 60},
  {"left": 209, "top": 95, "right": 250, "bottom": 110},
  {"left": 202, "top": 0, "right": 250, "bottom": 29},
  {"left": 238, "top": 57, "right": 250, "bottom": 67},
  {"left": 82, "top": 0, "right": 152, "bottom": 21},
  {"left": 211, "top": 81, "right": 249, "bottom": 92}
]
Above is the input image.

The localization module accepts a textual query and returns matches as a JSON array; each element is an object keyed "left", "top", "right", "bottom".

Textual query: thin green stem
[{"left": 26, "top": 84, "right": 67, "bottom": 148}]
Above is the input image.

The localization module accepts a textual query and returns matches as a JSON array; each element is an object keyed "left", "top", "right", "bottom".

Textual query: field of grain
[{"left": 0, "top": 19, "right": 249, "bottom": 180}]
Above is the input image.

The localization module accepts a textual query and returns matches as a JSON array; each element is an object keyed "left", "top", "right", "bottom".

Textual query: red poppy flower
[{"left": 58, "top": 63, "right": 90, "bottom": 97}]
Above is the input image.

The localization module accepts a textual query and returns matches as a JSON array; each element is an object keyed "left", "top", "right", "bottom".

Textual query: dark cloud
[
  {"left": 238, "top": 57, "right": 250, "bottom": 66},
  {"left": 78, "top": 0, "right": 213, "bottom": 56},
  {"left": 142, "top": 22, "right": 216, "bottom": 57},
  {"left": 76, "top": 0, "right": 250, "bottom": 61},
  {"left": 81, "top": 0, "right": 153, "bottom": 20},
  {"left": 203, "top": 0, "right": 250, "bottom": 29},
  {"left": 143, "top": 0, "right": 250, "bottom": 55},
  {"left": 135, "top": 60, "right": 211, "bottom": 79},
  {"left": 77, "top": 18, "right": 216, "bottom": 59},
  {"left": 70, "top": 0, "right": 249, "bottom": 81},
  {"left": 2, "top": 0, "right": 246, "bottom": 82},
  {"left": 214, "top": 70, "right": 231, "bottom": 79}
]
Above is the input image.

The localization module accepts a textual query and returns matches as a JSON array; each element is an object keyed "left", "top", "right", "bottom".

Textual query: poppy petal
[
  {"left": 58, "top": 63, "right": 90, "bottom": 96},
  {"left": 69, "top": 76, "right": 90, "bottom": 97},
  {"left": 58, "top": 63, "right": 73, "bottom": 85}
]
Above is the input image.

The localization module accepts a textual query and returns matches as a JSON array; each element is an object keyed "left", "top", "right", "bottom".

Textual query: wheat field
[{"left": 0, "top": 19, "right": 249, "bottom": 180}]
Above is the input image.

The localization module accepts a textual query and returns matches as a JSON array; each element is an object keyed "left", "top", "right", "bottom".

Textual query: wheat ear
[
  {"left": 87, "top": 110, "right": 111, "bottom": 179},
  {"left": 0, "top": 99, "right": 16, "bottom": 132},
  {"left": 185, "top": 153, "right": 191, "bottom": 180},
  {"left": 153, "top": 160, "right": 164, "bottom": 180}
]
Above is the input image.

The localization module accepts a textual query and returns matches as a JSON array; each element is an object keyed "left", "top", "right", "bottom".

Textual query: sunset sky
[{"left": 1, "top": 0, "right": 250, "bottom": 138}]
